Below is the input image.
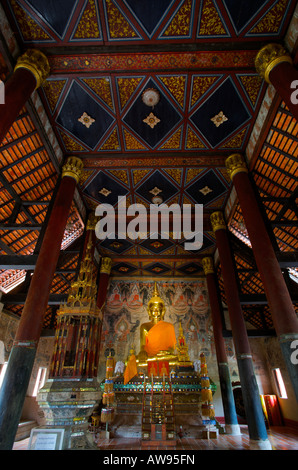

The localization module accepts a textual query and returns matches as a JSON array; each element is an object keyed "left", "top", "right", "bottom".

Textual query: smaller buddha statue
[
  {"left": 137, "top": 282, "right": 177, "bottom": 366},
  {"left": 176, "top": 321, "right": 191, "bottom": 364}
]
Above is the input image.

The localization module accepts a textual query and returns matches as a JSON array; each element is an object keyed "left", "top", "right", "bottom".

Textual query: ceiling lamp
[
  {"left": 142, "top": 88, "right": 160, "bottom": 109},
  {"left": 152, "top": 195, "right": 163, "bottom": 204}
]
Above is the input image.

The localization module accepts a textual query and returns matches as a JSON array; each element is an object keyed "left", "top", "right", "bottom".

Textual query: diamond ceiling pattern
[
  {"left": 1, "top": 0, "right": 296, "bottom": 280},
  {"left": 40, "top": 72, "right": 264, "bottom": 154},
  {"left": 5, "top": 0, "right": 293, "bottom": 44}
]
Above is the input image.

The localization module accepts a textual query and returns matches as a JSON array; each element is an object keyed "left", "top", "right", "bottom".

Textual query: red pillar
[
  {"left": 16, "top": 157, "right": 84, "bottom": 343},
  {"left": 0, "top": 156, "right": 83, "bottom": 449},
  {"left": 210, "top": 212, "right": 270, "bottom": 449},
  {"left": 202, "top": 257, "right": 240, "bottom": 435},
  {"left": 0, "top": 49, "right": 50, "bottom": 143},
  {"left": 202, "top": 257, "right": 228, "bottom": 364},
  {"left": 255, "top": 43, "right": 298, "bottom": 121},
  {"left": 225, "top": 153, "right": 298, "bottom": 400}
]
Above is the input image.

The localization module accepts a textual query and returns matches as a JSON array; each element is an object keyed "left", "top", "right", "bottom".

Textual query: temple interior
[{"left": 0, "top": 0, "right": 298, "bottom": 452}]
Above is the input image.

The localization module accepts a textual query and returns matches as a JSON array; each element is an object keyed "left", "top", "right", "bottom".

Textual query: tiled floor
[{"left": 13, "top": 425, "right": 298, "bottom": 451}]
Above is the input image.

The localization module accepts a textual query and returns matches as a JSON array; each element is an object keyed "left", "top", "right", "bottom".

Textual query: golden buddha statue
[{"left": 137, "top": 282, "right": 178, "bottom": 367}]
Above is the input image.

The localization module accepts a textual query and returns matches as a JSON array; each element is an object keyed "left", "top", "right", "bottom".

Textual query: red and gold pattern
[
  {"left": 72, "top": 0, "right": 101, "bottom": 40},
  {"left": 49, "top": 51, "right": 257, "bottom": 74},
  {"left": 162, "top": 0, "right": 193, "bottom": 38},
  {"left": 198, "top": 0, "right": 228, "bottom": 36}
]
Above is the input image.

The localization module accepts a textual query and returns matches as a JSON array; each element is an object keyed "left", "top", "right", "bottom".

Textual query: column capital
[
  {"left": 255, "top": 43, "right": 292, "bottom": 84},
  {"left": 202, "top": 257, "right": 214, "bottom": 275},
  {"left": 225, "top": 153, "right": 248, "bottom": 181},
  {"left": 61, "top": 156, "right": 84, "bottom": 183},
  {"left": 100, "top": 257, "right": 112, "bottom": 275},
  {"left": 210, "top": 211, "right": 226, "bottom": 232},
  {"left": 14, "top": 49, "right": 50, "bottom": 89}
]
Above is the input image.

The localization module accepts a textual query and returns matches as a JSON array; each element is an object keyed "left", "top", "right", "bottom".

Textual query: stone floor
[{"left": 13, "top": 425, "right": 298, "bottom": 451}]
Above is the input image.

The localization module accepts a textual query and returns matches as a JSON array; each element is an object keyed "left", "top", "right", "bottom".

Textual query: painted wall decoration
[
  {"left": 0, "top": 312, "right": 19, "bottom": 361},
  {"left": 98, "top": 279, "right": 238, "bottom": 381}
]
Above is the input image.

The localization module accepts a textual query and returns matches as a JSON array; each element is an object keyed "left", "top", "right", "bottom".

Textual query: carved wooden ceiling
[{"left": 0, "top": 0, "right": 297, "bottom": 329}]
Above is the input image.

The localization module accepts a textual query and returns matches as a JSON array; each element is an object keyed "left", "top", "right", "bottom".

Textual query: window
[
  {"left": 32, "top": 367, "right": 47, "bottom": 397},
  {"left": 0, "top": 362, "right": 8, "bottom": 389},
  {"left": 272, "top": 368, "right": 288, "bottom": 399}
]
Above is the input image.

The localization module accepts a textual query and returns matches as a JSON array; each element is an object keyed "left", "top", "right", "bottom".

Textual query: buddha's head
[{"left": 147, "top": 282, "right": 165, "bottom": 322}]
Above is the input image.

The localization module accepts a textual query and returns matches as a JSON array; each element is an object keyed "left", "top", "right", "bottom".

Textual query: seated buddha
[{"left": 137, "top": 282, "right": 178, "bottom": 367}]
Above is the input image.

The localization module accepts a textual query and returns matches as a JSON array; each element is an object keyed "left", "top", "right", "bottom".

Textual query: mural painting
[{"left": 98, "top": 279, "right": 238, "bottom": 381}]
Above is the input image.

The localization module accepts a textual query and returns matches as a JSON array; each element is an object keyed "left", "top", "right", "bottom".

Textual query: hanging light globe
[{"left": 142, "top": 88, "right": 160, "bottom": 108}]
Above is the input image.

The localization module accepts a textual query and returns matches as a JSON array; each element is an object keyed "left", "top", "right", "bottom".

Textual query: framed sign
[{"left": 28, "top": 428, "right": 65, "bottom": 450}]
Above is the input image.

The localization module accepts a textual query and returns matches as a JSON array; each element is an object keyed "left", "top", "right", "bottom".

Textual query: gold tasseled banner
[
  {"left": 104, "top": 380, "right": 114, "bottom": 392},
  {"left": 101, "top": 407, "right": 115, "bottom": 423},
  {"left": 202, "top": 403, "right": 215, "bottom": 418},
  {"left": 102, "top": 391, "right": 115, "bottom": 405},
  {"left": 201, "top": 403, "right": 210, "bottom": 417},
  {"left": 201, "top": 377, "right": 210, "bottom": 387},
  {"left": 201, "top": 389, "right": 213, "bottom": 402},
  {"left": 209, "top": 404, "right": 215, "bottom": 419}
]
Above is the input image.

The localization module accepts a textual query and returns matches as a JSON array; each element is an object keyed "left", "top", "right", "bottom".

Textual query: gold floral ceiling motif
[
  {"left": 143, "top": 112, "right": 161, "bottom": 129},
  {"left": 211, "top": 111, "right": 228, "bottom": 127},
  {"left": 78, "top": 112, "right": 95, "bottom": 129}
]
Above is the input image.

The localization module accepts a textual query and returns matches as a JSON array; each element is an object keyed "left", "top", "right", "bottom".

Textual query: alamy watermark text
[{"left": 94, "top": 196, "right": 203, "bottom": 251}]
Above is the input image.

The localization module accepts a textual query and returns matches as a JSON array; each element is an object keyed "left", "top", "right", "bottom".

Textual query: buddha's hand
[{"left": 137, "top": 349, "right": 148, "bottom": 361}]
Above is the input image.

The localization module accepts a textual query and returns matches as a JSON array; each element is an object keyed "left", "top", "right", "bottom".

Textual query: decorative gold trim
[
  {"left": 255, "top": 43, "right": 292, "bottom": 84},
  {"left": 62, "top": 156, "right": 84, "bottom": 183},
  {"left": 225, "top": 153, "right": 248, "bottom": 181},
  {"left": 14, "top": 49, "right": 50, "bottom": 89},
  {"left": 57, "top": 232, "right": 101, "bottom": 317},
  {"left": 78, "top": 112, "right": 95, "bottom": 128},
  {"left": 211, "top": 110, "right": 228, "bottom": 127},
  {"left": 86, "top": 213, "right": 98, "bottom": 231},
  {"left": 202, "top": 257, "right": 214, "bottom": 275},
  {"left": 100, "top": 257, "right": 112, "bottom": 274},
  {"left": 210, "top": 211, "right": 226, "bottom": 232},
  {"left": 143, "top": 112, "right": 160, "bottom": 129}
]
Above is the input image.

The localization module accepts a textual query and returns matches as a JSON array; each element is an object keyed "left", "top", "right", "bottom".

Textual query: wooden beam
[
  {"left": 0, "top": 251, "right": 79, "bottom": 270},
  {"left": 276, "top": 251, "right": 298, "bottom": 268},
  {"left": 3, "top": 291, "right": 297, "bottom": 307},
  {"left": 0, "top": 224, "right": 41, "bottom": 231},
  {"left": 239, "top": 294, "right": 298, "bottom": 304},
  {"left": 2, "top": 293, "right": 67, "bottom": 305},
  {"left": 223, "top": 329, "right": 276, "bottom": 338},
  {"left": 0, "top": 240, "right": 14, "bottom": 255}
]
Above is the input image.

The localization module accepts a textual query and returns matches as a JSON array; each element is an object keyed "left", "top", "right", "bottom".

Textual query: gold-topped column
[
  {"left": 202, "top": 257, "right": 240, "bottom": 436},
  {"left": 0, "top": 157, "right": 83, "bottom": 450},
  {"left": 0, "top": 49, "right": 50, "bottom": 143},
  {"left": 210, "top": 212, "right": 270, "bottom": 449},
  {"left": 225, "top": 153, "right": 298, "bottom": 400},
  {"left": 255, "top": 43, "right": 298, "bottom": 121}
]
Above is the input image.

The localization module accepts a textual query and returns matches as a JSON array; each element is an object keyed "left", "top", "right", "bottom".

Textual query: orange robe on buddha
[{"left": 144, "top": 321, "right": 176, "bottom": 357}]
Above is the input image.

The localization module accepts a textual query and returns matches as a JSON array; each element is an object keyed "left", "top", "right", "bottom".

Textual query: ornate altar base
[
  {"left": 102, "top": 365, "right": 216, "bottom": 440},
  {"left": 94, "top": 285, "right": 219, "bottom": 444}
]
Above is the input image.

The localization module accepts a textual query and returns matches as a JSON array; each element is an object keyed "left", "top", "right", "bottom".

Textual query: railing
[{"left": 141, "top": 375, "right": 176, "bottom": 441}]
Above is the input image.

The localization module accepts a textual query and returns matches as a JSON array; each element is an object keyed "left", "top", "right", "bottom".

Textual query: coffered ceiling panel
[
  {"left": 1, "top": 0, "right": 297, "bottom": 333},
  {"left": 38, "top": 72, "right": 266, "bottom": 156},
  {"left": 5, "top": 0, "right": 293, "bottom": 45},
  {"left": 1, "top": 0, "right": 296, "bottom": 283}
]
